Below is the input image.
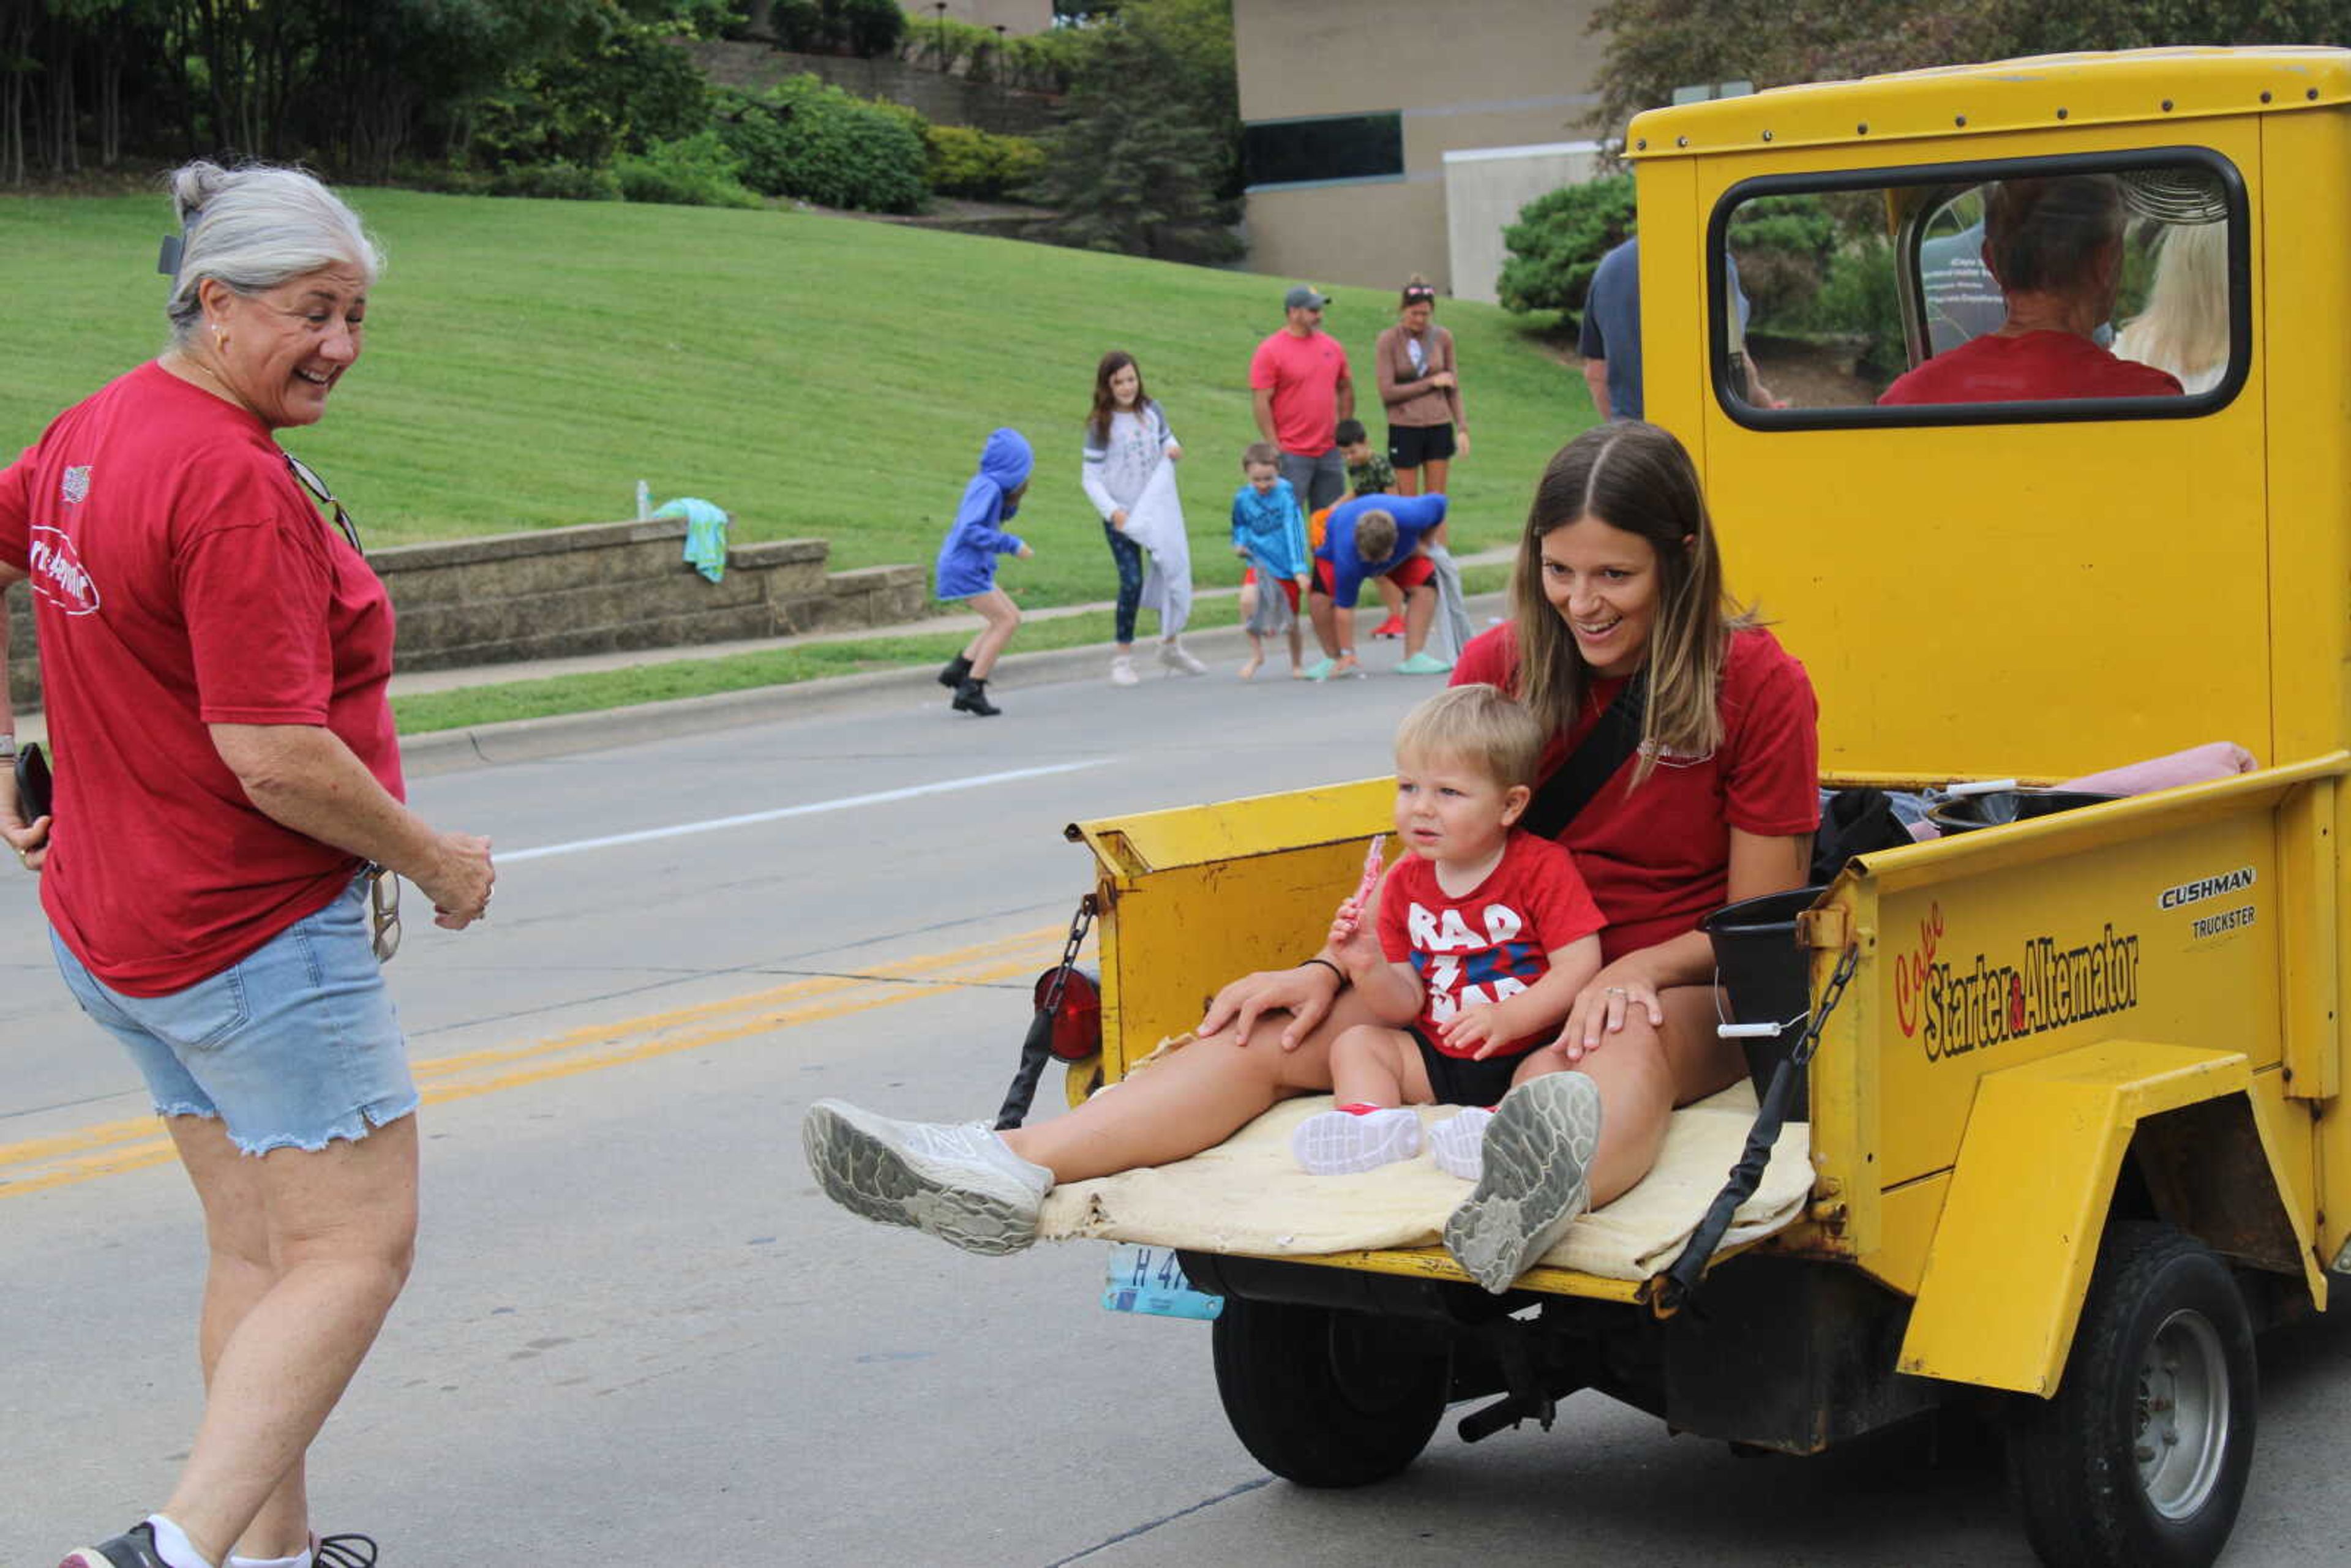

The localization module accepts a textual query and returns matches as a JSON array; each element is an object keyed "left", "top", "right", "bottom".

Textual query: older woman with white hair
[{"left": 0, "top": 161, "right": 495, "bottom": 1568}]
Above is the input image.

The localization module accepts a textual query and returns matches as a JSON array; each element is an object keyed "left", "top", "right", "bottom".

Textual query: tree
[
  {"left": 1586, "top": 0, "right": 2351, "bottom": 141},
  {"left": 1030, "top": 0, "right": 1240, "bottom": 260}
]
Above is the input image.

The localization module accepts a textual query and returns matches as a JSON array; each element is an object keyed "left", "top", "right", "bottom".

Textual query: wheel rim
[{"left": 2134, "top": 1307, "right": 2230, "bottom": 1521}]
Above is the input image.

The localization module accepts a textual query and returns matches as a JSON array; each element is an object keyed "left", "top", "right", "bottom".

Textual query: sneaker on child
[
  {"left": 802, "top": 1100, "right": 1052, "bottom": 1255},
  {"left": 1292, "top": 1105, "right": 1423, "bottom": 1175},
  {"left": 1158, "top": 639, "right": 1208, "bottom": 676},
  {"left": 1427, "top": 1105, "right": 1494, "bottom": 1180},
  {"left": 1371, "top": 613, "right": 1407, "bottom": 639},
  {"left": 1109, "top": 654, "right": 1140, "bottom": 687}
]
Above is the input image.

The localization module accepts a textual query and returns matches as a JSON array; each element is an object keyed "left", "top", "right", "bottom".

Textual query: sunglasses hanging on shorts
[
  {"left": 364, "top": 864, "right": 402, "bottom": 964},
  {"left": 283, "top": 452, "right": 366, "bottom": 555}
]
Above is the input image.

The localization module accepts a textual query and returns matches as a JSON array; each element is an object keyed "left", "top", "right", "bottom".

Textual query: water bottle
[{"left": 635, "top": 479, "right": 652, "bottom": 520}]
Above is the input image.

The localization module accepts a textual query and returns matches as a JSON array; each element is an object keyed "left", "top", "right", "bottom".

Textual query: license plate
[{"left": 1102, "top": 1243, "right": 1223, "bottom": 1320}]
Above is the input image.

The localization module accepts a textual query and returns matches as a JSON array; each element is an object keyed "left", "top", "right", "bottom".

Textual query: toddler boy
[{"left": 1292, "top": 685, "right": 1605, "bottom": 1179}]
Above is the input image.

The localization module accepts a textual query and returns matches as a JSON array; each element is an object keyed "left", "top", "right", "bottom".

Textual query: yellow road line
[{"left": 0, "top": 926, "right": 1079, "bottom": 1201}]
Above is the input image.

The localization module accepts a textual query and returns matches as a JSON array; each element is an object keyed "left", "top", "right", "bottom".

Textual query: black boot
[
  {"left": 937, "top": 653, "right": 973, "bottom": 689},
  {"left": 952, "top": 677, "right": 1000, "bottom": 716}
]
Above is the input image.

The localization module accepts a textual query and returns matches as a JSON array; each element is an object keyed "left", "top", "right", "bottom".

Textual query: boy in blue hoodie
[{"left": 934, "top": 428, "right": 1035, "bottom": 716}]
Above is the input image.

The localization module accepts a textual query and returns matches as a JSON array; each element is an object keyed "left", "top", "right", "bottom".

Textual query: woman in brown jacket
[{"left": 1374, "top": 276, "right": 1469, "bottom": 497}]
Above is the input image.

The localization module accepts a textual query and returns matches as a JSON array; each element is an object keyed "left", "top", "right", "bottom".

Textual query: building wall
[
  {"left": 1443, "top": 141, "right": 1605, "bottom": 305},
  {"left": 927, "top": 0, "right": 1052, "bottom": 32},
  {"left": 1232, "top": 0, "right": 1607, "bottom": 295}
]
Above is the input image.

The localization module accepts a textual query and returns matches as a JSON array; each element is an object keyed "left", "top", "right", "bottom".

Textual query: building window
[{"left": 1243, "top": 113, "right": 1404, "bottom": 190}]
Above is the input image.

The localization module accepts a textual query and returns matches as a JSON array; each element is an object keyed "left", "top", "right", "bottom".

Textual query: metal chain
[
  {"left": 1036, "top": 895, "right": 1097, "bottom": 1016},
  {"left": 1790, "top": 944, "right": 1861, "bottom": 1069}
]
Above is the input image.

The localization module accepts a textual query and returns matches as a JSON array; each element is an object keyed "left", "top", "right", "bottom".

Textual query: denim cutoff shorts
[{"left": 50, "top": 875, "right": 418, "bottom": 1155}]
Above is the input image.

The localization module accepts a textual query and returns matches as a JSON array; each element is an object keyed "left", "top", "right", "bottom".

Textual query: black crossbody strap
[{"left": 1522, "top": 670, "right": 1649, "bottom": 841}]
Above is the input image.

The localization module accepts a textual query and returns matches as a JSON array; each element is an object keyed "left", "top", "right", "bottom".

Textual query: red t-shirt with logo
[
  {"left": 0, "top": 362, "right": 402, "bottom": 996},
  {"left": 1878, "top": 330, "right": 2184, "bottom": 405},
  {"left": 1248, "top": 328, "right": 1351, "bottom": 456},
  {"left": 1451, "top": 625, "right": 1820, "bottom": 962},
  {"left": 1376, "top": 829, "right": 1605, "bottom": 1060}
]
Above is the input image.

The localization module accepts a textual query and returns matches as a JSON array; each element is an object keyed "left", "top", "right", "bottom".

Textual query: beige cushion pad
[{"left": 1038, "top": 1081, "right": 1813, "bottom": 1283}]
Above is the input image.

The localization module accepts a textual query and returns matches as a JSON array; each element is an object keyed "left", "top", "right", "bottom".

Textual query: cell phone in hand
[{"left": 14, "top": 741, "right": 51, "bottom": 822}]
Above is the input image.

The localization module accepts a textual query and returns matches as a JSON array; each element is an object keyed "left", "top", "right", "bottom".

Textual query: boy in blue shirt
[
  {"left": 1307, "top": 491, "right": 1449, "bottom": 680},
  {"left": 1230, "top": 440, "right": 1312, "bottom": 680}
]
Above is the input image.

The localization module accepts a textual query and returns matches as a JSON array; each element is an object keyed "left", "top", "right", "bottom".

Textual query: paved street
[{"left": 4, "top": 649, "right": 2345, "bottom": 1565}]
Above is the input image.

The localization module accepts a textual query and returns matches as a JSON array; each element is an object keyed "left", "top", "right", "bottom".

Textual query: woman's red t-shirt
[
  {"left": 1452, "top": 624, "right": 1820, "bottom": 962},
  {"left": 0, "top": 363, "right": 401, "bottom": 996}
]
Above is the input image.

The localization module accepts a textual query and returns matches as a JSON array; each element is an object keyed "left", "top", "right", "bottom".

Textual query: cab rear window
[{"left": 1707, "top": 148, "right": 2249, "bottom": 427}]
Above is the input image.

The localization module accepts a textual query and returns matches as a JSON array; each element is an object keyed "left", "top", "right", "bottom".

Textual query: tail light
[{"left": 1032, "top": 966, "right": 1102, "bottom": 1062}]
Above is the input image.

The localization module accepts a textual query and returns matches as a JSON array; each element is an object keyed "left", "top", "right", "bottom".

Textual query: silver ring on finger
[{"left": 1605, "top": 986, "right": 1627, "bottom": 996}]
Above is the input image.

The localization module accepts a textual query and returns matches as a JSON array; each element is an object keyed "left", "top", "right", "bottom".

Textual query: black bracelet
[{"left": 1302, "top": 956, "right": 1346, "bottom": 982}]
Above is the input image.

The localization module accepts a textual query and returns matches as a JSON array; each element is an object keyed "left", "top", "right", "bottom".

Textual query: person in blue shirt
[
  {"left": 1307, "top": 491, "right": 1449, "bottom": 680},
  {"left": 1230, "top": 440, "right": 1312, "bottom": 679},
  {"left": 932, "top": 427, "right": 1035, "bottom": 716}
]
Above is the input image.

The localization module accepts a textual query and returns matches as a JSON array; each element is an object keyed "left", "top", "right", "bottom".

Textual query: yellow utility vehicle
[{"left": 1010, "top": 48, "right": 2351, "bottom": 1568}]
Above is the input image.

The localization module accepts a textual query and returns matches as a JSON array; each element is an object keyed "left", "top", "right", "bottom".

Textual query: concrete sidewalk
[{"left": 15, "top": 547, "right": 1517, "bottom": 773}]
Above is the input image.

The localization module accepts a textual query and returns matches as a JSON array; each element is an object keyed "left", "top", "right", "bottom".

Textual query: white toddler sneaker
[
  {"left": 1292, "top": 1106, "right": 1424, "bottom": 1175},
  {"left": 1428, "top": 1105, "right": 1494, "bottom": 1180}
]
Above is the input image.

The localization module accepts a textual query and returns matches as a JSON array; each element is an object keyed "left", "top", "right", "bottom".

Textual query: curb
[{"left": 399, "top": 593, "right": 1508, "bottom": 776}]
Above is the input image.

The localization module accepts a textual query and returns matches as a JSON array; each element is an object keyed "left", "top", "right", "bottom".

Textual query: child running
[
  {"left": 1081, "top": 350, "right": 1205, "bottom": 685},
  {"left": 934, "top": 427, "right": 1035, "bottom": 717},
  {"left": 1230, "top": 440, "right": 1311, "bottom": 680},
  {"left": 1292, "top": 683, "right": 1606, "bottom": 1182}
]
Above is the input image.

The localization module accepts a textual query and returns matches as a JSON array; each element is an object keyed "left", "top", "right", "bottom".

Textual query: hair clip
[{"left": 158, "top": 206, "right": 201, "bottom": 283}]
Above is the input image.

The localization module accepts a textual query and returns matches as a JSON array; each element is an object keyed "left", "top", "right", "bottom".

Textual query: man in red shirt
[
  {"left": 1250, "top": 283, "right": 1355, "bottom": 512},
  {"left": 1880, "top": 174, "right": 2185, "bottom": 406}
]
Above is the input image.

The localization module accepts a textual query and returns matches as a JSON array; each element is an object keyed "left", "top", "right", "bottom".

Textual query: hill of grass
[{"left": 0, "top": 189, "right": 1592, "bottom": 607}]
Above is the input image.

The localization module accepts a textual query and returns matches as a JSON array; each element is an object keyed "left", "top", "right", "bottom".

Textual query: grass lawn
[{"left": 0, "top": 189, "right": 1592, "bottom": 609}]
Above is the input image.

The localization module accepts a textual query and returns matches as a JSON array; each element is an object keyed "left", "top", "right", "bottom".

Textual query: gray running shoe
[
  {"left": 1441, "top": 1072, "right": 1603, "bottom": 1293},
  {"left": 802, "top": 1100, "right": 1052, "bottom": 1256},
  {"left": 58, "top": 1525, "right": 168, "bottom": 1568}
]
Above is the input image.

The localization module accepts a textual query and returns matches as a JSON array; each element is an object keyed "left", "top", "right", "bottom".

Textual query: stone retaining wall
[
  {"left": 4, "top": 519, "right": 930, "bottom": 713},
  {"left": 681, "top": 39, "right": 1059, "bottom": 137}
]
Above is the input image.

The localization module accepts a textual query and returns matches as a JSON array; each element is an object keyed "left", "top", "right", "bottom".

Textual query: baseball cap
[{"left": 1283, "top": 284, "right": 1329, "bottom": 311}]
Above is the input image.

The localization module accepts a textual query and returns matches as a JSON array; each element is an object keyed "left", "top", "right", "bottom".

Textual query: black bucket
[
  {"left": 1924, "top": 789, "right": 2120, "bottom": 837},
  {"left": 1700, "top": 885, "right": 1828, "bottom": 1116}
]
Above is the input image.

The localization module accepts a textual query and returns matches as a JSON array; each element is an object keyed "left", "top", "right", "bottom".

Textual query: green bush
[
  {"left": 470, "top": 29, "right": 708, "bottom": 172},
  {"left": 613, "top": 130, "right": 763, "bottom": 209},
  {"left": 389, "top": 161, "right": 492, "bottom": 197},
  {"left": 486, "top": 160, "right": 623, "bottom": 201},
  {"left": 1497, "top": 174, "right": 1635, "bottom": 318},
  {"left": 1807, "top": 234, "right": 1905, "bottom": 381},
  {"left": 1725, "top": 193, "right": 1837, "bottom": 331},
  {"left": 713, "top": 78, "right": 927, "bottom": 214},
  {"left": 924, "top": 123, "right": 1044, "bottom": 198}
]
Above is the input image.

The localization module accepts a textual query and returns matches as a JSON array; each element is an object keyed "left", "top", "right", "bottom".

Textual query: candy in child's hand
[{"left": 1354, "top": 836, "right": 1385, "bottom": 909}]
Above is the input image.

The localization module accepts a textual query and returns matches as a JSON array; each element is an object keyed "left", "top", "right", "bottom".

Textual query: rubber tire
[
  {"left": 2007, "top": 1222, "right": 2257, "bottom": 1568},
  {"left": 1210, "top": 1296, "right": 1449, "bottom": 1488}
]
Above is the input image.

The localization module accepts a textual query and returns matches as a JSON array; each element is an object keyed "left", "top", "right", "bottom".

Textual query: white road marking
[{"left": 497, "top": 759, "right": 1112, "bottom": 863}]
